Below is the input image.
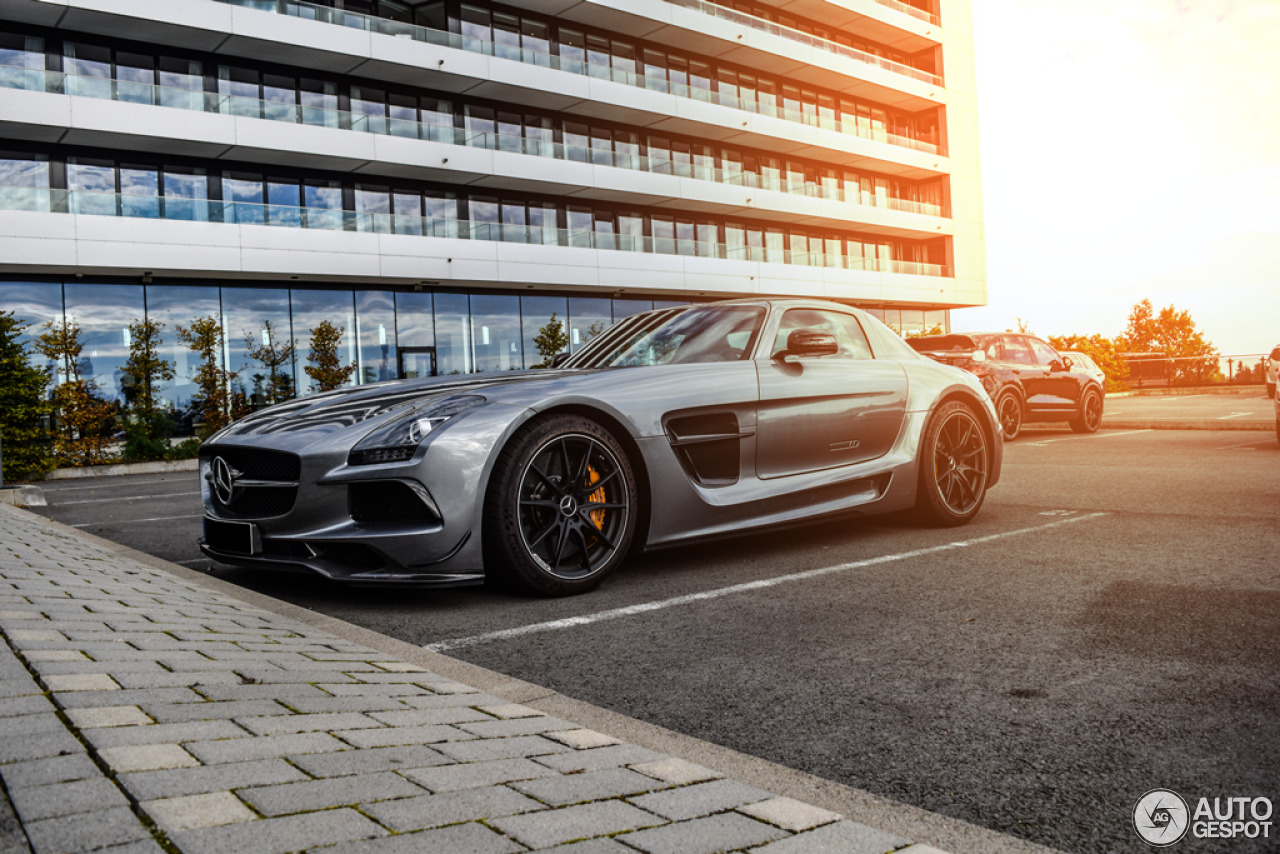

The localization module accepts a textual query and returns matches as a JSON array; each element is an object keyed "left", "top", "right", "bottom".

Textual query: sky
[{"left": 963, "top": 0, "right": 1280, "bottom": 356}]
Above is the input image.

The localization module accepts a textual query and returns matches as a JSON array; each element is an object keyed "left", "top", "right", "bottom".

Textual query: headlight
[{"left": 348, "top": 395, "right": 485, "bottom": 466}]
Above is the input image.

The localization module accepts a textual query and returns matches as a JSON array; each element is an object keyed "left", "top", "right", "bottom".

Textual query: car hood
[{"left": 209, "top": 370, "right": 583, "bottom": 441}]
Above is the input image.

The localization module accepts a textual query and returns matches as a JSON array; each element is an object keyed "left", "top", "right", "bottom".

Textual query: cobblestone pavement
[{"left": 0, "top": 504, "right": 948, "bottom": 854}]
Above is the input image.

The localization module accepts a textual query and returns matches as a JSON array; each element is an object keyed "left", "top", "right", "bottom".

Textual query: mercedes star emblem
[{"left": 208, "top": 456, "right": 242, "bottom": 505}]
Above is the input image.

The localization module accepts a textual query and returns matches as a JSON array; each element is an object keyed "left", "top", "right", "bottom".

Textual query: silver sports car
[{"left": 199, "top": 298, "right": 1002, "bottom": 596}]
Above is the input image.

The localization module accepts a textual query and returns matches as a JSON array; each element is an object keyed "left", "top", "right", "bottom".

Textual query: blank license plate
[{"left": 203, "top": 518, "right": 260, "bottom": 555}]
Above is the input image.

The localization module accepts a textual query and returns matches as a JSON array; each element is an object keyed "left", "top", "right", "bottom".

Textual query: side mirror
[
  {"left": 549, "top": 352, "right": 571, "bottom": 368},
  {"left": 1049, "top": 359, "right": 1067, "bottom": 373},
  {"left": 777, "top": 328, "right": 839, "bottom": 361}
]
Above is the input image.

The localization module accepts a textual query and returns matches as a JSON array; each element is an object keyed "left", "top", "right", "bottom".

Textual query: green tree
[
  {"left": 121, "top": 317, "right": 175, "bottom": 440},
  {"left": 1047, "top": 333, "right": 1130, "bottom": 392},
  {"left": 304, "top": 320, "right": 356, "bottom": 392},
  {"left": 177, "top": 315, "right": 237, "bottom": 436},
  {"left": 32, "top": 319, "right": 116, "bottom": 466},
  {"left": 0, "top": 311, "right": 55, "bottom": 482},
  {"left": 244, "top": 319, "right": 296, "bottom": 405},
  {"left": 1122, "top": 299, "right": 1219, "bottom": 386},
  {"left": 532, "top": 312, "right": 570, "bottom": 368}
]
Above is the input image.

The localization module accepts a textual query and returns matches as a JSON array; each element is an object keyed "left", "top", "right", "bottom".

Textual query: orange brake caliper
[{"left": 585, "top": 466, "right": 606, "bottom": 532}]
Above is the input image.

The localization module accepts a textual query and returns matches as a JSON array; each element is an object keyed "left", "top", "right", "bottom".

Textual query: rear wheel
[
  {"left": 995, "top": 392, "right": 1022, "bottom": 441},
  {"left": 1070, "top": 387, "right": 1103, "bottom": 434},
  {"left": 485, "top": 414, "right": 637, "bottom": 596},
  {"left": 915, "top": 401, "right": 991, "bottom": 527}
]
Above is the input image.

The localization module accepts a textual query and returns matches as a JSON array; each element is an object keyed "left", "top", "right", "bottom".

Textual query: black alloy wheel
[
  {"left": 915, "top": 400, "right": 990, "bottom": 526},
  {"left": 485, "top": 414, "right": 636, "bottom": 596},
  {"left": 1070, "top": 387, "right": 1103, "bottom": 434},
  {"left": 996, "top": 392, "right": 1023, "bottom": 441}
]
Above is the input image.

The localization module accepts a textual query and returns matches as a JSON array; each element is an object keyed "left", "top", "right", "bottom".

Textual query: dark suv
[{"left": 909, "top": 332, "right": 1104, "bottom": 440}]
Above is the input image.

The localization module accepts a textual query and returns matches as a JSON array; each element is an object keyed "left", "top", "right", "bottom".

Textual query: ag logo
[{"left": 1134, "top": 789, "right": 1189, "bottom": 846}]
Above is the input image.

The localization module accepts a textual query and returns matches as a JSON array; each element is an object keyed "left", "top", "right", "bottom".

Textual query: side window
[
  {"left": 773, "top": 309, "right": 873, "bottom": 359},
  {"left": 1000, "top": 335, "right": 1036, "bottom": 366},
  {"left": 1028, "top": 338, "right": 1062, "bottom": 367}
]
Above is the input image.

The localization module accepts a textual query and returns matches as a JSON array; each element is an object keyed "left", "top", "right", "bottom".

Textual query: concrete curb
[
  {"left": 0, "top": 503, "right": 1065, "bottom": 854},
  {"left": 1106, "top": 385, "right": 1266, "bottom": 398},
  {"left": 0, "top": 486, "right": 46, "bottom": 507},
  {"left": 42, "top": 458, "right": 200, "bottom": 481},
  {"left": 1100, "top": 419, "right": 1272, "bottom": 432}
]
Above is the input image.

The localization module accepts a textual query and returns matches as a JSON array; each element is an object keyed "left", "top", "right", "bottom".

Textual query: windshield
[{"left": 567, "top": 305, "right": 765, "bottom": 368}]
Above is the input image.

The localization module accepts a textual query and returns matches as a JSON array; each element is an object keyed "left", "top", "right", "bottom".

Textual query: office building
[{"left": 0, "top": 0, "right": 984, "bottom": 406}]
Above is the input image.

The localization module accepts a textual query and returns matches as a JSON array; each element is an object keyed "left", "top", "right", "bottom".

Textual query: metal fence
[{"left": 1120, "top": 353, "right": 1269, "bottom": 389}]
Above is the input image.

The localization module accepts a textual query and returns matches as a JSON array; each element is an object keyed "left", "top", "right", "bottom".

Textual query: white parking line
[
  {"left": 57, "top": 491, "right": 200, "bottom": 505},
  {"left": 1023, "top": 429, "right": 1153, "bottom": 446},
  {"left": 1217, "top": 412, "right": 1252, "bottom": 420},
  {"left": 71, "top": 514, "right": 202, "bottom": 528},
  {"left": 425, "top": 512, "right": 1109, "bottom": 653}
]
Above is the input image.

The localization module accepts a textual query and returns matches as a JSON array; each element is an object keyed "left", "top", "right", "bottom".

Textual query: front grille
[{"left": 202, "top": 446, "right": 301, "bottom": 520}]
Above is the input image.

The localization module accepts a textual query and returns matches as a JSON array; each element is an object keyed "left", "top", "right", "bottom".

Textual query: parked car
[
  {"left": 1275, "top": 383, "right": 1279, "bottom": 445},
  {"left": 1266, "top": 344, "right": 1279, "bottom": 399},
  {"left": 909, "top": 332, "right": 1104, "bottom": 441},
  {"left": 1061, "top": 350, "right": 1107, "bottom": 388},
  {"left": 198, "top": 299, "right": 1003, "bottom": 596}
]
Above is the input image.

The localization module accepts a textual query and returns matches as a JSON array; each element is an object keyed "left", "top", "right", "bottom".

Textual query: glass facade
[
  {"left": 0, "top": 24, "right": 945, "bottom": 212},
  {"left": 2, "top": 281, "right": 947, "bottom": 406}
]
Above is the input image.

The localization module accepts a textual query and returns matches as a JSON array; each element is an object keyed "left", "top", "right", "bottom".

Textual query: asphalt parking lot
[{"left": 28, "top": 420, "right": 1280, "bottom": 854}]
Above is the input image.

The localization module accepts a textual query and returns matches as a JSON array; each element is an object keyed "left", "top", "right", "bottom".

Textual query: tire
[
  {"left": 484, "top": 414, "right": 637, "bottom": 596},
  {"left": 1070, "top": 387, "right": 1103, "bottom": 434},
  {"left": 1267, "top": 382, "right": 1276, "bottom": 399},
  {"left": 1275, "top": 415, "right": 1279, "bottom": 446},
  {"left": 915, "top": 400, "right": 991, "bottom": 527},
  {"left": 995, "top": 392, "right": 1023, "bottom": 441}
]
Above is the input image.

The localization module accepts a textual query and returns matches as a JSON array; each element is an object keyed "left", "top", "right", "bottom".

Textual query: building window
[{"left": 63, "top": 282, "right": 144, "bottom": 402}]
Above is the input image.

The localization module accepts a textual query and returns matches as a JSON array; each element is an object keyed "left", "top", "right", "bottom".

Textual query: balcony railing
[
  {"left": 0, "top": 186, "right": 949, "bottom": 277},
  {"left": 664, "top": 0, "right": 941, "bottom": 86},
  {"left": 0, "top": 64, "right": 945, "bottom": 217},
  {"left": 205, "top": 0, "right": 940, "bottom": 154},
  {"left": 874, "top": 0, "right": 937, "bottom": 25}
]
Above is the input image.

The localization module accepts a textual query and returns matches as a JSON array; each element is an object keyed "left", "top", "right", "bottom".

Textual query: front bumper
[{"left": 197, "top": 403, "right": 528, "bottom": 585}]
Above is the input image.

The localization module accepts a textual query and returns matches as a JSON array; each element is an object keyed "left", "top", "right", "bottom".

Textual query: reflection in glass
[
  {"left": 0, "top": 33, "right": 45, "bottom": 91},
  {"left": 356, "top": 290, "right": 397, "bottom": 384},
  {"left": 64, "top": 283, "right": 144, "bottom": 403},
  {"left": 146, "top": 284, "right": 221, "bottom": 410},
  {"left": 434, "top": 292, "right": 471, "bottom": 376},
  {"left": 222, "top": 286, "right": 296, "bottom": 407},
  {"left": 0, "top": 281, "right": 61, "bottom": 389},
  {"left": 568, "top": 297, "right": 611, "bottom": 353},
  {"left": 163, "top": 168, "right": 208, "bottom": 222},
  {"left": 291, "top": 289, "right": 356, "bottom": 394},
  {"left": 521, "top": 295, "right": 566, "bottom": 369},
  {"left": 394, "top": 292, "right": 434, "bottom": 347},
  {"left": 0, "top": 156, "right": 50, "bottom": 212},
  {"left": 67, "top": 161, "right": 116, "bottom": 217},
  {"left": 224, "top": 173, "right": 264, "bottom": 225},
  {"left": 611, "top": 299, "right": 653, "bottom": 319},
  {"left": 120, "top": 167, "right": 159, "bottom": 218},
  {"left": 470, "top": 294, "right": 520, "bottom": 372}
]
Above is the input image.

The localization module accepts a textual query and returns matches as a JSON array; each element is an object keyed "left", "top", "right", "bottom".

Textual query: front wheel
[
  {"left": 1070, "top": 388, "right": 1103, "bottom": 434},
  {"left": 915, "top": 401, "right": 991, "bottom": 527},
  {"left": 485, "top": 414, "right": 637, "bottom": 596}
]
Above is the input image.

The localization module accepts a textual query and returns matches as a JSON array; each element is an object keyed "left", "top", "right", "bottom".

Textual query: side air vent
[{"left": 665, "top": 411, "right": 748, "bottom": 487}]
